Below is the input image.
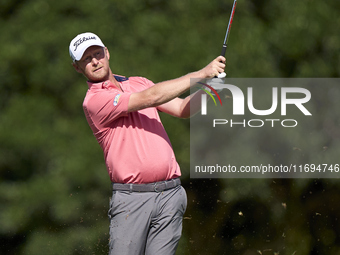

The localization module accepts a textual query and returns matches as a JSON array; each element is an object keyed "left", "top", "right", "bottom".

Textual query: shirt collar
[{"left": 87, "top": 74, "right": 129, "bottom": 90}]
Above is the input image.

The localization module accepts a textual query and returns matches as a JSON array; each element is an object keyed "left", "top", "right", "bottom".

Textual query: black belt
[{"left": 112, "top": 178, "right": 181, "bottom": 193}]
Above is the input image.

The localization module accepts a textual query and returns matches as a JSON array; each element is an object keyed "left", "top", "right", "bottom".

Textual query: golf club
[{"left": 218, "top": 0, "right": 237, "bottom": 78}]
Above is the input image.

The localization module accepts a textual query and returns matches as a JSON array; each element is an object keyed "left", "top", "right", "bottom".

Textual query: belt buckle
[
  {"left": 154, "top": 181, "right": 167, "bottom": 193},
  {"left": 154, "top": 182, "right": 160, "bottom": 192}
]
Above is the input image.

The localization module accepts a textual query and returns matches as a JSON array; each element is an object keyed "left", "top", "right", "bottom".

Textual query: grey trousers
[{"left": 108, "top": 185, "right": 187, "bottom": 255}]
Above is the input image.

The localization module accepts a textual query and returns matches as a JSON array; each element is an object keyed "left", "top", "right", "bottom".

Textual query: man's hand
[{"left": 198, "top": 56, "right": 226, "bottom": 79}]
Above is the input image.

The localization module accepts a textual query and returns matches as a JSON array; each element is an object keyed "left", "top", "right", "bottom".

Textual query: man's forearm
[
  {"left": 178, "top": 90, "right": 206, "bottom": 118},
  {"left": 148, "top": 71, "right": 203, "bottom": 107},
  {"left": 128, "top": 71, "right": 203, "bottom": 112}
]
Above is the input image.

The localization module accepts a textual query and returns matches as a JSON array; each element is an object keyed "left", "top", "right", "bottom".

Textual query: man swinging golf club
[{"left": 69, "top": 31, "right": 225, "bottom": 255}]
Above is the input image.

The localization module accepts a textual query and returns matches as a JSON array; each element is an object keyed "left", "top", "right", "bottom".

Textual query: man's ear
[{"left": 72, "top": 62, "right": 83, "bottom": 74}]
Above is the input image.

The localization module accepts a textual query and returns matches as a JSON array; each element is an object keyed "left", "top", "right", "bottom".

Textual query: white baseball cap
[{"left": 69, "top": 32, "right": 105, "bottom": 62}]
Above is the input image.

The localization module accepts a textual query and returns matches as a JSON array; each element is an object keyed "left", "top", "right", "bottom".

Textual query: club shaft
[{"left": 221, "top": 0, "right": 237, "bottom": 57}]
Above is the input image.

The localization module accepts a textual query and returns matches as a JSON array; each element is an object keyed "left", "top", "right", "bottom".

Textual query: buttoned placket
[{"left": 103, "top": 81, "right": 125, "bottom": 92}]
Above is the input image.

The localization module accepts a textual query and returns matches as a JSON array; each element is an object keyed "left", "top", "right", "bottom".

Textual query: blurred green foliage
[{"left": 0, "top": 0, "right": 340, "bottom": 254}]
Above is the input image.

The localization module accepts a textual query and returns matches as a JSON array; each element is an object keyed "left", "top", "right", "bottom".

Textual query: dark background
[{"left": 1, "top": 0, "right": 340, "bottom": 254}]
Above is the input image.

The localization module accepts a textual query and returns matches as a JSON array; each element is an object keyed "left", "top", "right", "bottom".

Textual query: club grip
[
  {"left": 221, "top": 44, "right": 227, "bottom": 57},
  {"left": 216, "top": 45, "right": 227, "bottom": 78}
]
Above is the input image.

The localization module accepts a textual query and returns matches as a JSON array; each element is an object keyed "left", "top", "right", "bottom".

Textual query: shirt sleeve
[
  {"left": 141, "top": 77, "right": 155, "bottom": 88},
  {"left": 83, "top": 90, "right": 131, "bottom": 131}
]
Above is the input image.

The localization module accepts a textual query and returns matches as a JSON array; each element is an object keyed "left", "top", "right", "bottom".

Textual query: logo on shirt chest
[{"left": 113, "top": 94, "right": 121, "bottom": 106}]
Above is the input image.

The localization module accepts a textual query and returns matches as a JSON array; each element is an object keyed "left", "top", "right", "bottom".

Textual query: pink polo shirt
[{"left": 82, "top": 75, "right": 181, "bottom": 184}]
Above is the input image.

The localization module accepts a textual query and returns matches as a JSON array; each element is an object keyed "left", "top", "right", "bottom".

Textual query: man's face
[{"left": 73, "top": 46, "right": 110, "bottom": 82}]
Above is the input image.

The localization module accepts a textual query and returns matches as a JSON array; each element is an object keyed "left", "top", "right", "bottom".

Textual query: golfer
[{"left": 69, "top": 32, "right": 225, "bottom": 255}]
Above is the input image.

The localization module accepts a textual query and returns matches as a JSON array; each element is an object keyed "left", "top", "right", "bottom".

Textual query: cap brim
[{"left": 74, "top": 43, "right": 105, "bottom": 61}]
